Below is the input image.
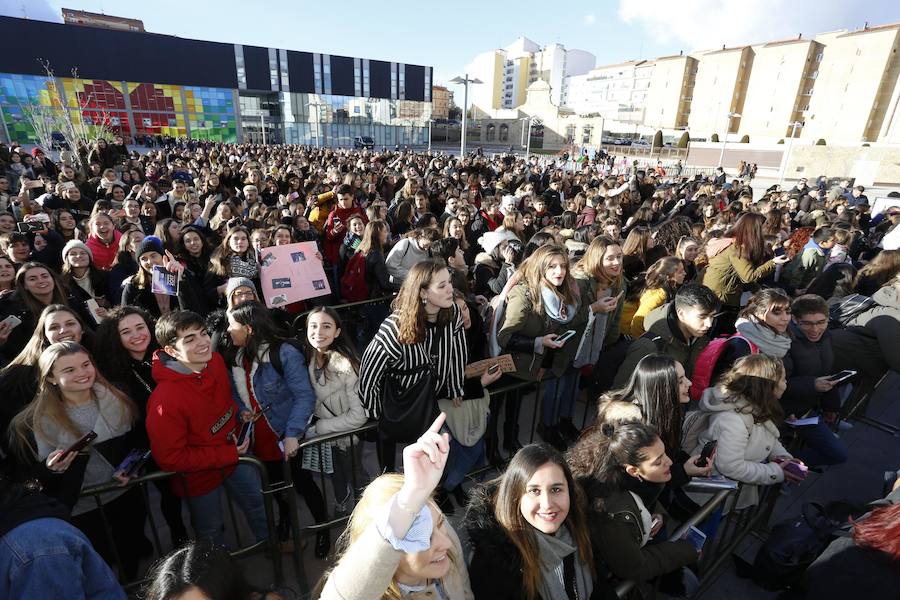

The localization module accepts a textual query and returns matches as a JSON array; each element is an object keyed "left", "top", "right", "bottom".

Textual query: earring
[{"left": 421, "top": 297, "right": 427, "bottom": 305}]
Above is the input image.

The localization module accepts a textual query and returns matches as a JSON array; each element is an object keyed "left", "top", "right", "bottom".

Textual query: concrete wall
[{"left": 785, "top": 145, "right": 900, "bottom": 186}]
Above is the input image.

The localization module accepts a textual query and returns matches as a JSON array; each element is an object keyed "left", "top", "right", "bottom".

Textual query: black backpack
[
  {"left": 269, "top": 338, "right": 307, "bottom": 378},
  {"left": 828, "top": 293, "right": 876, "bottom": 328},
  {"left": 751, "top": 501, "right": 861, "bottom": 590}
]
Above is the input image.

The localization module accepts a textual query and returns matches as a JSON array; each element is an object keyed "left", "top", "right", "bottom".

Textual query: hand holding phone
[
  {"left": 826, "top": 370, "right": 857, "bottom": 384},
  {"left": 554, "top": 329, "right": 577, "bottom": 345},
  {"left": 695, "top": 440, "right": 717, "bottom": 467}
]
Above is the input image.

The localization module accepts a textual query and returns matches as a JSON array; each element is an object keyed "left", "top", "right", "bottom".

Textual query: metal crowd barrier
[{"left": 78, "top": 455, "right": 283, "bottom": 594}]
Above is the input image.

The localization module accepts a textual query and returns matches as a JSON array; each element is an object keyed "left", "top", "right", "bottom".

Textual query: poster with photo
[{"left": 259, "top": 241, "right": 331, "bottom": 307}]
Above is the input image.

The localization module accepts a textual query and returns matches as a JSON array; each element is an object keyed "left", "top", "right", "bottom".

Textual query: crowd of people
[{"left": 0, "top": 137, "right": 898, "bottom": 600}]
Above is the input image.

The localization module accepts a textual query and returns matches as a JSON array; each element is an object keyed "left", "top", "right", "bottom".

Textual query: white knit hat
[{"left": 62, "top": 239, "right": 93, "bottom": 263}]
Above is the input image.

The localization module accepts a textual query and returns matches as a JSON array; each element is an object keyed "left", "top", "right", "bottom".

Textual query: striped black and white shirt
[{"left": 358, "top": 304, "right": 467, "bottom": 418}]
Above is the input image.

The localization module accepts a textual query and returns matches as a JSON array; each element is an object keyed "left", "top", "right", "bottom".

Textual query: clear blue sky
[{"left": 5, "top": 0, "right": 899, "bottom": 103}]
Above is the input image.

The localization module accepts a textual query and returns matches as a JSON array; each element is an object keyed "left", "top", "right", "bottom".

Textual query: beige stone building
[
  {"left": 801, "top": 23, "right": 900, "bottom": 144},
  {"left": 431, "top": 85, "right": 452, "bottom": 120},
  {"left": 737, "top": 38, "right": 821, "bottom": 141},
  {"left": 687, "top": 46, "right": 753, "bottom": 140},
  {"left": 642, "top": 55, "right": 698, "bottom": 130}
]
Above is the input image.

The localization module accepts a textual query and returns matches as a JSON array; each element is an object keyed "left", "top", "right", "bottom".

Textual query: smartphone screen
[
  {"left": 827, "top": 370, "right": 856, "bottom": 383},
  {"left": 63, "top": 431, "right": 98, "bottom": 457},
  {"left": 555, "top": 330, "right": 577, "bottom": 344},
  {"left": 236, "top": 421, "right": 253, "bottom": 446}
]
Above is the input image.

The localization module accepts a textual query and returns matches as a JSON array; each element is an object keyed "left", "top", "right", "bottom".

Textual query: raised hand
[{"left": 398, "top": 413, "right": 450, "bottom": 511}]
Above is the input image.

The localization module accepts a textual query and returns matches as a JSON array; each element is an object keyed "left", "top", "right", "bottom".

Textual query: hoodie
[
  {"left": 146, "top": 350, "right": 239, "bottom": 497},
  {"left": 782, "top": 237, "right": 829, "bottom": 288}
]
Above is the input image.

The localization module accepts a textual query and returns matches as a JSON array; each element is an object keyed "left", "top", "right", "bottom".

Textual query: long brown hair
[
  {"left": 4, "top": 304, "right": 86, "bottom": 369},
  {"left": 621, "top": 226, "right": 652, "bottom": 260},
  {"left": 210, "top": 226, "right": 254, "bottom": 276},
  {"left": 392, "top": 259, "right": 453, "bottom": 344},
  {"left": 572, "top": 235, "right": 623, "bottom": 290},
  {"left": 519, "top": 245, "right": 579, "bottom": 316},
  {"left": 357, "top": 219, "right": 388, "bottom": 256},
  {"left": 15, "top": 262, "right": 69, "bottom": 317},
  {"left": 731, "top": 212, "right": 768, "bottom": 266},
  {"left": 491, "top": 444, "right": 594, "bottom": 600},
  {"left": 718, "top": 354, "right": 785, "bottom": 424},
  {"left": 9, "top": 342, "right": 137, "bottom": 459}
]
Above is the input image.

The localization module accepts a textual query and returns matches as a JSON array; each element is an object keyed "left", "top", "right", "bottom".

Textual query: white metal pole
[
  {"left": 717, "top": 113, "right": 729, "bottom": 169},
  {"left": 598, "top": 115, "right": 604, "bottom": 154},
  {"left": 779, "top": 122, "right": 799, "bottom": 187},
  {"left": 428, "top": 120, "right": 432, "bottom": 153},
  {"left": 525, "top": 118, "right": 532, "bottom": 158},
  {"left": 460, "top": 76, "right": 468, "bottom": 158},
  {"left": 314, "top": 105, "right": 320, "bottom": 148},
  {"left": 260, "top": 114, "right": 266, "bottom": 145}
]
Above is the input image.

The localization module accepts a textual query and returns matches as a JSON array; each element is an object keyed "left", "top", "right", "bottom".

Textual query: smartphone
[
  {"left": 784, "top": 461, "right": 809, "bottom": 479},
  {"left": 554, "top": 330, "right": 577, "bottom": 344},
  {"left": 826, "top": 370, "right": 857, "bottom": 383},
  {"left": 86, "top": 298, "right": 103, "bottom": 324},
  {"left": 487, "top": 363, "right": 501, "bottom": 375},
  {"left": 17, "top": 221, "right": 44, "bottom": 233},
  {"left": 115, "top": 449, "right": 151, "bottom": 477},
  {"left": 774, "top": 247, "right": 786, "bottom": 257},
  {"left": 62, "top": 431, "right": 98, "bottom": 457},
  {"left": 683, "top": 526, "right": 707, "bottom": 552},
  {"left": 695, "top": 440, "right": 717, "bottom": 467},
  {"left": 235, "top": 420, "right": 254, "bottom": 447},
  {"left": 1, "top": 314, "right": 22, "bottom": 330}
]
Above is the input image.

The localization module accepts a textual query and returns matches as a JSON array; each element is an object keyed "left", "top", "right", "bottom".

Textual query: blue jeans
[
  {"left": 186, "top": 462, "right": 269, "bottom": 545},
  {"left": 793, "top": 420, "right": 848, "bottom": 467},
  {"left": 541, "top": 369, "right": 578, "bottom": 426},
  {"left": 444, "top": 437, "right": 485, "bottom": 490}
]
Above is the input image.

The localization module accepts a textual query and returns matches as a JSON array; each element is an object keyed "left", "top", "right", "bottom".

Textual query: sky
[{"left": 4, "top": 0, "right": 899, "bottom": 104}]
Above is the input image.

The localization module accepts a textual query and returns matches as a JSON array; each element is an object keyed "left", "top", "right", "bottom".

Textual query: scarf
[
  {"left": 535, "top": 524, "right": 592, "bottom": 600},
  {"left": 541, "top": 284, "right": 576, "bottom": 324},
  {"left": 735, "top": 317, "right": 792, "bottom": 358}
]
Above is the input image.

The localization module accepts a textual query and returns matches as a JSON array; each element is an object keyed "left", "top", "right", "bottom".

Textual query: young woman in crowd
[
  {"left": 0, "top": 255, "right": 15, "bottom": 297},
  {"left": 0, "top": 262, "right": 80, "bottom": 362},
  {"left": 94, "top": 305, "right": 189, "bottom": 546},
  {"left": 703, "top": 213, "right": 789, "bottom": 332},
  {"left": 675, "top": 236, "right": 700, "bottom": 283},
  {"left": 60, "top": 240, "right": 110, "bottom": 324},
  {"left": 225, "top": 300, "right": 330, "bottom": 558},
  {"left": 84, "top": 212, "right": 122, "bottom": 271},
  {"left": 205, "top": 226, "right": 259, "bottom": 308},
  {"left": 384, "top": 228, "right": 441, "bottom": 289},
  {"left": 620, "top": 226, "right": 654, "bottom": 281},
  {"left": 176, "top": 224, "right": 214, "bottom": 282},
  {"left": 121, "top": 236, "right": 203, "bottom": 318},
  {"left": 315, "top": 413, "right": 473, "bottom": 600},
  {"left": 53, "top": 208, "right": 84, "bottom": 242},
  {"left": 498, "top": 244, "right": 586, "bottom": 450},
  {"left": 358, "top": 259, "right": 467, "bottom": 472},
  {"left": 690, "top": 354, "right": 804, "bottom": 510},
  {"left": 628, "top": 256, "right": 686, "bottom": 338},
  {"left": 153, "top": 218, "right": 181, "bottom": 255},
  {"left": 107, "top": 227, "right": 145, "bottom": 305},
  {"left": 303, "top": 306, "right": 368, "bottom": 515},
  {"left": 466, "top": 443, "right": 607, "bottom": 599},
  {"left": 568, "top": 420, "right": 700, "bottom": 586},
  {"left": 8, "top": 341, "right": 149, "bottom": 579}
]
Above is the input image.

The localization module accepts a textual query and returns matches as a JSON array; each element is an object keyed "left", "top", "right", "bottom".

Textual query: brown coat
[
  {"left": 702, "top": 239, "right": 775, "bottom": 307},
  {"left": 497, "top": 282, "right": 587, "bottom": 379}
]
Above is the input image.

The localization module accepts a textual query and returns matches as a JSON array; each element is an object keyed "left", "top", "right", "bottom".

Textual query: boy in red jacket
[{"left": 146, "top": 310, "right": 268, "bottom": 544}]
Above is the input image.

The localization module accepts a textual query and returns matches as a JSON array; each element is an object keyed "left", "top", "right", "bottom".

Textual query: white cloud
[
  {"left": 617, "top": 0, "right": 863, "bottom": 51},
  {"left": 0, "top": 0, "right": 62, "bottom": 22},
  {"left": 583, "top": 13, "right": 597, "bottom": 26}
]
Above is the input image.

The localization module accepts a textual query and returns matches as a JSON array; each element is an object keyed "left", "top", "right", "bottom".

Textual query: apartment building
[
  {"left": 643, "top": 55, "right": 698, "bottom": 130},
  {"left": 687, "top": 46, "right": 754, "bottom": 139},
  {"left": 431, "top": 85, "right": 452, "bottom": 119},
  {"left": 564, "top": 60, "right": 653, "bottom": 122}
]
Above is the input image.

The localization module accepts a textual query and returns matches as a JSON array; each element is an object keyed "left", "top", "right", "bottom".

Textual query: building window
[
  {"left": 486, "top": 124, "right": 496, "bottom": 141},
  {"left": 499, "top": 123, "right": 509, "bottom": 142},
  {"left": 234, "top": 45, "right": 247, "bottom": 90},
  {"left": 313, "top": 53, "right": 322, "bottom": 94},
  {"left": 363, "top": 59, "right": 371, "bottom": 97},
  {"left": 268, "top": 48, "right": 279, "bottom": 91},
  {"left": 323, "top": 55, "right": 332, "bottom": 95},
  {"left": 399, "top": 63, "right": 406, "bottom": 100},
  {"left": 279, "top": 49, "right": 289, "bottom": 91},
  {"left": 582, "top": 125, "right": 592, "bottom": 144}
]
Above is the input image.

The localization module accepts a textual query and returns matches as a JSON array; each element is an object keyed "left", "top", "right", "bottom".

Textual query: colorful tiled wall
[{"left": 0, "top": 73, "right": 237, "bottom": 144}]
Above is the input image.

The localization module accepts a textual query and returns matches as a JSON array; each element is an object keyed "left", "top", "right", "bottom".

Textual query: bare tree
[{"left": 18, "top": 59, "right": 116, "bottom": 173}]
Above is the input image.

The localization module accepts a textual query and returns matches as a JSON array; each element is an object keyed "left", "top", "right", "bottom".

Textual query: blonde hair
[
  {"left": 9, "top": 342, "right": 137, "bottom": 459},
  {"left": 315, "top": 473, "right": 457, "bottom": 600}
]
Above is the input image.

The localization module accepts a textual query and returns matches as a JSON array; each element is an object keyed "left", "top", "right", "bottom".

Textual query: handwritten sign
[
  {"left": 464, "top": 354, "right": 515, "bottom": 379},
  {"left": 259, "top": 241, "right": 331, "bottom": 308}
]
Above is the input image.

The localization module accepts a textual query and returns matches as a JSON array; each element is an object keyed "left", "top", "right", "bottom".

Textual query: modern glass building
[{"left": 0, "top": 16, "right": 433, "bottom": 146}]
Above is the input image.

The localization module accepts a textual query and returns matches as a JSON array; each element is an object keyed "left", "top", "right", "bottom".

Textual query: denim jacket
[
  {"left": 231, "top": 342, "right": 317, "bottom": 439},
  {"left": 0, "top": 517, "right": 126, "bottom": 600}
]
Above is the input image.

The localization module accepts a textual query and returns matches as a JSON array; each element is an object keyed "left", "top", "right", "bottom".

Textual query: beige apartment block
[
  {"left": 802, "top": 23, "right": 900, "bottom": 144},
  {"left": 643, "top": 55, "right": 698, "bottom": 129},
  {"left": 738, "top": 38, "right": 822, "bottom": 141},
  {"left": 688, "top": 46, "right": 754, "bottom": 139},
  {"left": 431, "top": 85, "right": 452, "bottom": 120}
]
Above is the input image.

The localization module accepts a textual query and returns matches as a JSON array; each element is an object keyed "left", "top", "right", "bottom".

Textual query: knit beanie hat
[
  {"left": 62, "top": 239, "right": 93, "bottom": 262},
  {"left": 225, "top": 277, "right": 259, "bottom": 304},
  {"left": 137, "top": 236, "right": 164, "bottom": 259}
]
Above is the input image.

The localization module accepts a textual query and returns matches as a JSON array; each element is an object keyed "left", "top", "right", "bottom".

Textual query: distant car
[
  {"left": 632, "top": 139, "right": 650, "bottom": 147},
  {"left": 353, "top": 136, "right": 375, "bottom": 150}
]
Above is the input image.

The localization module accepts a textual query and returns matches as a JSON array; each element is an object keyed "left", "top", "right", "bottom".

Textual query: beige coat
[{"left": 319, "top": 520, "right": 473, "bottom": 600}]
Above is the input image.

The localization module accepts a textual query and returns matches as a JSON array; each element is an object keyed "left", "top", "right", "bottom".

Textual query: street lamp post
[
  {"left": 427, "top": 119, "right": 433, "bottom": 153},
  {"left": 450, "top": 74, "right": 482, "bottom": 158},
  {"left": 717, "top": 111, "right": 741, "bottom": 169},
  {"left": 309, "top": 102, "right": 325, "bottom": 148},
  {"left": 260, "top": 114, "right": 266, "bottom": 145},
  {"left": 779, "top": 121, "right": 804, "bottom": 186}
]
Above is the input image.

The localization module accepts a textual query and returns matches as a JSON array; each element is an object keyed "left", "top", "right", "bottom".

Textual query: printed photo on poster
[
  {"left": 259, "top": 241, "right": 331, "bottom": 307},
  {"left": 151, "top": 265, "right": 180, "bottom": 296}
]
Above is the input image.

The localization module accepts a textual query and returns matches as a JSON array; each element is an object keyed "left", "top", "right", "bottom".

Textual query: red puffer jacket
[{"left": 146, "top": 350, "right": 239, "bottom": 497}]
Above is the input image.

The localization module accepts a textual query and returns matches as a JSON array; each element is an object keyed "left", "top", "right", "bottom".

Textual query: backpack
[
  {"left": 689, "top": 334, "right": 758, "bottom": 402},
  {"left": 340, "top": 252, "right": 369, "bottom": 302},
  {"left": 269, "top": 338, "right": 307, "bottom": 378},
  {"left": 750, "top": 501, "right": 861, "bottom": 590},
  {"left": 828, "top": 293, "right": 876, "bottom": 329}
]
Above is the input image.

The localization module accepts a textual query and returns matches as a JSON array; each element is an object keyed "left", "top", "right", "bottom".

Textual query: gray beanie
[
  {"left": 225, "top": 277, "right": 259, "bottom": 307},
  {"left": 62, "top": 239, "right": 93, "bottom": 263}
]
